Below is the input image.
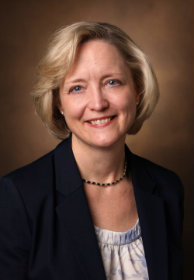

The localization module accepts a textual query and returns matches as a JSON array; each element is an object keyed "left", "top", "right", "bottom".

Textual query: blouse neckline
[{"left": 94, "top": 219, "right": 141, "bottom": 246}]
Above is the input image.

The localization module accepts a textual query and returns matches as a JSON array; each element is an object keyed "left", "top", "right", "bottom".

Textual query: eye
[
  {"left": 107, "top": 79, "right": 121, "bottom": 86},
  {"left": 69, "top": 85, "right": 83, "bottom": 93}
]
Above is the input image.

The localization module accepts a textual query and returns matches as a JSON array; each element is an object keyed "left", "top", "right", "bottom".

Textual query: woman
[{"left": 0, "top": 22, "right": 183, "bottom": 280}]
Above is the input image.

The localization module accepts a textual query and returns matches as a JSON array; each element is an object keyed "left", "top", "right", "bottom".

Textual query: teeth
[{"left": 89, "top": 118, "right": 112, "bottom": 125}]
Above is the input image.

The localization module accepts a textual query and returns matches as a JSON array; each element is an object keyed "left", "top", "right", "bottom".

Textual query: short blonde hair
[{"left": 32, "top": 21, "right": 159, "bottom": 139}]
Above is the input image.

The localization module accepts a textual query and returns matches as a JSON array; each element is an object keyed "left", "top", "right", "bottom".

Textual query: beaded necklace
[{"left": 82, "top": 161, "right": 127, "bottom": 187}]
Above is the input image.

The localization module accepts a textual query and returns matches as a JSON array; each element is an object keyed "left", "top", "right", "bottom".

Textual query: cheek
[
  {"left": 61, "top": 98, "right": 85, "bottom": 120},
  {"left": 116, "top": 92, "right": 137, "bottom": 113}
]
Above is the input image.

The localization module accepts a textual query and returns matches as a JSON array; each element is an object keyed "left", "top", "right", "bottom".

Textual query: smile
[
  {"left": 88, "top": 117, "right": 113, "bottom": 125},
  {"left": 86, "top": 116, "right": 115, "bottom": 126}
]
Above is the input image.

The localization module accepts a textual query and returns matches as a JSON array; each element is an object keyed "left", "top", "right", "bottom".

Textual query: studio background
[{"left": 0, "top": 0, "right": 193, "bottom": 279}]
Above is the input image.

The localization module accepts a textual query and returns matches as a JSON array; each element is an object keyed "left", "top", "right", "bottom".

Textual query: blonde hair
[{"left": 32, "top": 21, "right": 159, "bottom": 139}]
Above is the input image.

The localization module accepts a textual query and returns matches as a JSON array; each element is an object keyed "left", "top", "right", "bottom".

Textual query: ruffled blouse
[{"left": 94, "top": 220, "right": 149, "bottom": 280}]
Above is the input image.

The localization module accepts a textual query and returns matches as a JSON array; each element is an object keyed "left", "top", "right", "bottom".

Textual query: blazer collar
[
  {"left": 54, "top": 136, "right": 106, "bottom": 280},
  {"left": 54, "top": 137, "right": 168, "bottom": 280},
  {"left": 54, "top": 135, "right": 82, "bottom": 196}
]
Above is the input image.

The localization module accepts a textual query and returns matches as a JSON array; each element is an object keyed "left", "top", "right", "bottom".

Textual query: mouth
[{"left": 86, "top": 116, "right": 116, "bottom": 126}]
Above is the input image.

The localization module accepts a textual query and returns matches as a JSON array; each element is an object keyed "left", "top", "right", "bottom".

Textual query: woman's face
[{"left": 59, "top": 40, "right": 139, "bottom": 150}]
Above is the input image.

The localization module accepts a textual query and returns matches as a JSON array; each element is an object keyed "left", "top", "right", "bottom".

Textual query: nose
[{"left": 88, "top": 85, "right": 109, "bottom": 111}]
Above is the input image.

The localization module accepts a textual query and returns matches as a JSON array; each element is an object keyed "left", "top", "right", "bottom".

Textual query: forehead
[
  {"left": 65, "top": 39, "right": 129, "bottom": 79},
  {"left": 77, "top": 39, "right": 123, "bottom": 60}
]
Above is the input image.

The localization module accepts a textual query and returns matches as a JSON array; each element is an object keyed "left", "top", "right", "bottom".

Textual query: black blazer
[{"left": 0, "top": 136, "right": 184, "bottom": 280}]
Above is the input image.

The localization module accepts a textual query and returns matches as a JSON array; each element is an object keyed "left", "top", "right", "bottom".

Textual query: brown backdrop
[{"left": 0, "top": 0, "right": 193, "bottom": 278}]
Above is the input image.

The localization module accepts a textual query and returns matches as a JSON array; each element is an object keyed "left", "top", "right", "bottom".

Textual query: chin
[
  {"left": 88, "top": 134, "right": 125, "bottom": 149},
  {"left": 72, "top": 130, "right": 126, "bottom": 150}
]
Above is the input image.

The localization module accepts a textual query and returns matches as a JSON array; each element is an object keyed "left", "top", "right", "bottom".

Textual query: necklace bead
[{"left": 82, "top": 161, "right": 127, "bottom": 187}]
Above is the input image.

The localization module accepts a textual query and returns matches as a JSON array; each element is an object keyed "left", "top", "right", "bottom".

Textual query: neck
[{"left": 71, "top": 135, "right": 126, "bottom": 184}]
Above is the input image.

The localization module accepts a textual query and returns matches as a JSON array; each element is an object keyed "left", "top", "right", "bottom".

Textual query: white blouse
[{"left": 94, "top": 220, "right": 149, "bottom": 280}]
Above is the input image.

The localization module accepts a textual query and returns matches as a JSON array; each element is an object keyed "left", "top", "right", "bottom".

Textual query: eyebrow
[
  {"left": 64, "top": 79, "right": 86, "bottom": 85},
  {"left": 64, "top": 73, "right": 124, "bottom": 85}
]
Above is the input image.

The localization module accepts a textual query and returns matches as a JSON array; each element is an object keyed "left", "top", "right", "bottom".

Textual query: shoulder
[
  {"left": 130, "top": 151, "right": 184, "bottom": 200},
  {"left": 1, "top": 148, "right": 54, "bottom": 194},
  {"left": 0, "top": 138, "right": 72, "bottom": 208},
  {"left": 0, "top": 141, "right": 63, "bottom": 214},
  {"left": 1, "top": 139, "right": 68, "bottom": 187}
]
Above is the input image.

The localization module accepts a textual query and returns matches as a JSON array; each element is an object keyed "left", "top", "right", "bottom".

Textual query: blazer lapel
[
  {"left": 54, "top": 137, "right": 106, "bottom": 280},
  {"left": 129, "top": 151, "right": 168, "bottom": 280}
]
